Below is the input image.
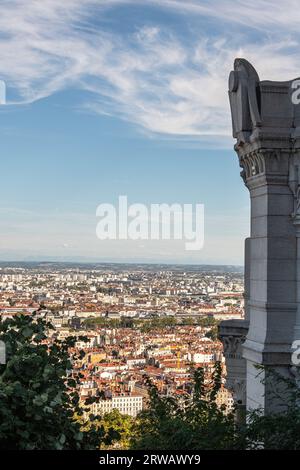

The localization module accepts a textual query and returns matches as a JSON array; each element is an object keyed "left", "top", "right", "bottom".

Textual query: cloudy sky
[{"left": 0, "top": 0, "right": 298, "bottom": 265}]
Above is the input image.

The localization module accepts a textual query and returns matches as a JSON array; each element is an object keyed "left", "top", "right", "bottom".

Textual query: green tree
[
  {"left": 130, "top": 363, "right": 236, "bottom": 450},
  {"left": 205, "top": 325, "right": 218, "bottom": 341},
  {"left": 131, "top": 363, "right": 300, "bottom": 450},
  {"left": 235, "top": 368, "right": 300, "bottom": 450},
  {"left": 120, "top": 317, "right": 134, "bottom": 328},
  {"left": 0, "top": 314, "right": 116, "bottom": 449},
  {"left": 196, "top": 316, "right": 218, "bottom": 328},
  {"left": 80, "top": 409, "right": 135, "bottom": 449}
]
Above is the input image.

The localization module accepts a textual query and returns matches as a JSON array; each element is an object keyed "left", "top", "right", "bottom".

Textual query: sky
[{"left": 1, "top": 0, "right": 299, "bottom": 265}]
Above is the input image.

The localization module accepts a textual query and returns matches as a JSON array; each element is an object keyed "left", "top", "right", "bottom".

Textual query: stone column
[
  {"left": 289, "top": 153, "right": 300, "bottom": 346},
  {"left": 244, "top": 237, "right": 251, "bottom": 322},
  {"left": 218, "top": 320, "right": 248, "bottom": 422},
  {"left": 242, "top": 149, "right": 296, "bottom": 412},
  {"left": 218, "top": 236, "right": 250, "bottom": 418},
  {"left": 227, "top": 58, "right": 299, "bottom": 414}
]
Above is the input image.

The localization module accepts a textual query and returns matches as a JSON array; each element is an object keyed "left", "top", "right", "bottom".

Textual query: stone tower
[{"left": 219, "top": 58, "right": 300, "bottom": 414}]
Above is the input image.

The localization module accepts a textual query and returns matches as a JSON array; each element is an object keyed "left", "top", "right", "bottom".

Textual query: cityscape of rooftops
[{"left": 1, "top": 0, "right": 299, "bottom": 462}]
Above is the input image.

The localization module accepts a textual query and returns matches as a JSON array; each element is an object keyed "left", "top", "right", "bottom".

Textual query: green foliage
[
  {"left": 236, "top": 407, "right": 300, "bottom": 449},
  {"left": 131, "top": 362, "right": 300, "bottom": 450},
  {"left": 130, "top": 363, "right": 236, "bottom": 450},
  {"left": 0, "top": 314, "right": 112, "bottom": 449},
  {"left": 2, "top": 314, "right": 300, "bottom": 450},
  {"left": 83, "top": 317, "right": 120, "bottom": 329},
  {"left": 196, "top": 316, "right": 218, "bottom": 327},
  {"left": 80, "top": 409, "right": 135, "bottom": 449},
  {"left": 205, "top": 325, "right": 218, "bottom": 341},
  {"left": 235, "top": 368, "right": 300, "bottom": 450},
  {"left": 99, "top": 409, "right": 135, "bottom": 449},
  {"left": 84, "top": 315, "right": 219, "bottom": 333},
  {"left": 138, "top": 317, "right": 177, "bottom": 332}
]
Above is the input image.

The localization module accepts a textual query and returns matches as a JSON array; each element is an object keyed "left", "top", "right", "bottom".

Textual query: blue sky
[{"left": 1, "top": 0, "right": 298, "bottom": 265}]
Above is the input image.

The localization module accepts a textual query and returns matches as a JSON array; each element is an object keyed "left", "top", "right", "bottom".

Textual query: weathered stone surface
[
  {"left": 218, "top": 319, "right": 249, "bottom": 417},
  {"left": 222, "top": 58, "right": 300, "bottom": 413}
]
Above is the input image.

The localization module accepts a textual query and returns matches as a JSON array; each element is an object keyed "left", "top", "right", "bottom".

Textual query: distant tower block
[{"left": 220, "top": 58, "right": 300, "bottom": 414}]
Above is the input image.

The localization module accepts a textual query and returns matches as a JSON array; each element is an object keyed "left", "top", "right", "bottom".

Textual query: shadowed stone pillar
[
  {"left": 219, "top": 319, "right": 248, "bottom": 422},
  {"left": 223, "top": 58, "right": 300, "bottom": 414}
]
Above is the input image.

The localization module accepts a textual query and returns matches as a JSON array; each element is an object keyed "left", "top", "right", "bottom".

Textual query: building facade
[
  {"left": 89, "top": 394, "right": 143, "bottom": 417},
  {"left": 220, "top": 58, "right": 300, "bottom": 414}
]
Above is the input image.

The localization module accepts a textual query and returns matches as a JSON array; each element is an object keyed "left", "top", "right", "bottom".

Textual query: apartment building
[{"left": 89, "top": 394, "right": 143, "bottom": 417}]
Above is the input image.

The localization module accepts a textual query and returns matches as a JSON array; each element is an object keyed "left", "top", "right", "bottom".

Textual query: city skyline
[
  {"left": 0, "top": 262, "right": 242, "bottom": 432},
  {"left": 2, "top": 1, "right": 299, "bottom": 264}
]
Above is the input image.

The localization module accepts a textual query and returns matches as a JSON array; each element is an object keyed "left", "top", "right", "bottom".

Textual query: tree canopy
[
  {"left": 1, "top": 314, "right": 300, "bottom": 450},
  {"left": 0, "top": 314, "right": 115, "bottom": 449}
]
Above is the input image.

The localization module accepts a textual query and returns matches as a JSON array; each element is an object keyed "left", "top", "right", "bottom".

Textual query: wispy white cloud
[
  {"left": 1, "top": 0, "right": 300, "bottom": 140},
  {"left": 145, "top": 0, "right": 300, "bottom": 32}
]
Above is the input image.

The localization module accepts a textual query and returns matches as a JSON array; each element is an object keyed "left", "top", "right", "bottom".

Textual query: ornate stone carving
[
  {"left": 218, "top": 320, "right": 249, "bottom": 407},
  {"left": 222, "top": 335, "right": 245, "bottom": 358},
  {"left": 239, "top": 151, "right": 265, "bottom": 180},
  {"left": 228, "top": 58, "right": 261, "bottom": 145},
  {"left": 237, "top": 149, "right": 291, "bottom": 188},
  {"left": 228, "top": 57, "right": 300, "bottom": 413}
]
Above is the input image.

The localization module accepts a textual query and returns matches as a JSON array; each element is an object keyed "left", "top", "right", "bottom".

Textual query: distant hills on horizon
[{"left": 0, "top": 260, "right": 243, "bottom": 273}]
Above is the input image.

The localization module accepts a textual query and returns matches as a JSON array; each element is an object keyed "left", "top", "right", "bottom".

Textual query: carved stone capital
[
  {"left": 228, "top": 57, "right": 300, "bottom": 413},
  {"left": 221, "top": 335, "right": 244, "bottom": 358},
  {"left": 238, "top": 151, "right": 265, "bottom": 181},
  {"left": 218, "top": 320, "right": 249, "bottom": 406},
  {"left": 238, "top": 149, "right": 290, "bottom": 189},
  {"left": 218, "top": 319, "right": 249, "bottom": 358}
]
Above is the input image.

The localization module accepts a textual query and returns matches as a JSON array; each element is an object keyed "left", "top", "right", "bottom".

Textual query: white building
[
  {"left": 187, "top": 352, "right": 215, "bottom": 363},
  {"left": 89, "top": 394, "right": 143, "bottom": 417}
]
